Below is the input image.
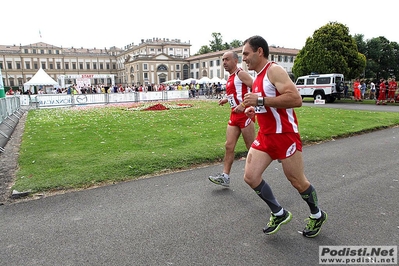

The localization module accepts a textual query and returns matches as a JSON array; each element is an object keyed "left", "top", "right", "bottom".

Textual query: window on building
[
  {"left": 93, "top": 63, "right": 97, "bottom": 70},
  {"left": 190, "top": 63, "right": 194, "bottom": 69},
  {"left": 216, "top": 59, "right": 220, "bottom": 66},
  {"left": 157, "top": 65, "right": 167, "bottom": 71},
  {"left": 48, "top": 50, "right": 52, "bottom": 54},
  {"left": 9, "top": 78, "right": 14, "bottom": 86},
  {"left": 112, "top": 63, "right": 116, "bottom": 69},
  {"left": 106, "top": 63, "right": 110, "bottom": 69},
  {"left": 143, "top": 64, "right": 148, "bottom": 70},
  {"left": 49, "top": 63, "right": 54, "bottom": 69},
  {"left": 210, "top": 61, "right": 214, "bottom": 67},
  {"left": 42, "top": 63, "right": 46, "bottom": 69},
  {"left": 57, "top": 62, "right": 61, "bottom": 69},
  {"left": 86, "top": 63, "right": 90, "bottom": 69},
  {"left": 18, "top": 78, "right": 23, "bottom": 86},
  {"left": 16, "top": 62, "right": 21, "bottom": 69},
  {"left": 7, "top": 62, "right": 12, "bottom": 69},
  {"left": 79, "top": 63, "right": 83, "bottom": 69},
  {"left": 202, "top": 62, "right": 206, "bottom": 67},
  {"left": 284, "top": 55, "right": 288, "bottom": 62},
  {"left": 271, "top": 55, "right": 275, "bottom": 61},
  {"left": 33, "top": 49, "right": 36, "bottom": 54},
  {"left": 56, "top": 50, "right": 60, "bottom": 54},
  {"left": 34, "top": 63, "right": 38, "bottom": 69},
  {"left": 290, "top": 56, "right": 294, "bottom": 63},
  {"left": 278, "top": 55, "right": 282, "bottom": 62},
  {"left": 65, "top": 62, "right": 69, "bottom": 69},
  {"left": 41, "top": 50, "right": 44, "bottom": 54},
  {"left": 0, "top": 62, "right": 2, "bottom": 69},
  {"left": 100, "top": 63, "right": 104, "bottom": 69},
  {"left": 144, "top": 73, "right": 148, "bottom": 79},
  {"left": 24, "top": 49, "right": 28, "bottom": 53},
  {"left": 72, "top": 63, "right": 77, "bottom": 69},
  {"left": 26, "top": 62, "right": 30, "bottom": 69},
  {"left": 196, "top": 63, "right": 199, "bottom": 68},
  {"left": 176, "top": 64, "right": 180, "bottom": 70}
]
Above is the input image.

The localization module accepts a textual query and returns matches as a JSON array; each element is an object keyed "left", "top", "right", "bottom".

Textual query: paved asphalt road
[{"left": 1, "top": 103, "right": 398, "bottom": 266}]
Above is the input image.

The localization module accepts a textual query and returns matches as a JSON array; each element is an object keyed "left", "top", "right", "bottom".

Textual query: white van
[{"left": 295, "top": 73, "right": 345, "bottom": 103}]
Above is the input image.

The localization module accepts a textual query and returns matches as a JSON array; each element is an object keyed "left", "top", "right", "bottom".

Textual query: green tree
[
  {"left": 209, "top": 32, "right": 224, "bottom": 52},
  {"left": 227, "top": 39, "right": 243, "bottom": 49},
  {"left": 196, "top": 45, "right": 212, "bottom": 55},
  {"left": 292, "top": 22, "right": 366, "bottom": 80},
  {"left": 194, "top": 35, "right": 243, "bottom": 55},
  {"left": 364, "top": 37, "right": 398, "bottom": 80}
]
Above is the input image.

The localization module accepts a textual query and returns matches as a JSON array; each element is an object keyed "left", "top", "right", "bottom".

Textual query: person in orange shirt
[
  {"left": 388, "top": 77, "right": 397, "bottom": 103},
  {"left": 353, "top": 78, "right": 361, "bottom": 101},
  {"left": 377, "top": 78, "right": 387, "bottom": 105}
]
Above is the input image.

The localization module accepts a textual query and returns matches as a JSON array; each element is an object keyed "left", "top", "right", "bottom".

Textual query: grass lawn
[{"left": 12, "top": 99, "right": 399, "bottom": 194}]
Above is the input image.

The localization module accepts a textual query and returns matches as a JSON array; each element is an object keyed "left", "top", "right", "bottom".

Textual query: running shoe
[
  {"left": 208, "top": 173, "right": 230, "bottom": 187},
  {"left": 302, "top": 210, "right": 328, "bottom": 238},
  {"left": 263, "top": 210, "right": 292, "bottom": 235}
]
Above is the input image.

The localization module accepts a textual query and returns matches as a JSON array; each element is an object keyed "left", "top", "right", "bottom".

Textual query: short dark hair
[{"left": 243, "top": 35, "right": 269, "bottom": 58}]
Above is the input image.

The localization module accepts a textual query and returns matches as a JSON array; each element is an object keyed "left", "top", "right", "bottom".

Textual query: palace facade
[{"left": 0, "top": 38, "right": 299, "bottom": 90}]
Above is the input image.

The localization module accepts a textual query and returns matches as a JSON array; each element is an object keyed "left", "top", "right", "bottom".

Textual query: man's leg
[
  {"left": 281, "top": 151, "right": 327, "bottom": 237},
  {"left": 222, "top": 125, "right": 242, "bottom": 175},
  {"left": 241, "top": 120, "right": 255, "bottom": 150},
  {"left": 244, "top": 148, "right": 292, "bottom": 234},
  {"left": 208, "top": 125, "right": 241, "bottom": 187}
]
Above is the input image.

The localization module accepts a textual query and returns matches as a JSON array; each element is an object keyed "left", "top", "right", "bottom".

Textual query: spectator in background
[
  {"left": 344, "top": 83, "right": 349, "bottom": 98},
  {"left": 360, "top": 80, "right": 367, "bottom": 100},
  {"left": 369, "top": 80, "right": 376, "bottom": 100},
  {"left": 216, "top": 82, "right": 222, "bottom": 99},
  {"left": 353, "top": 78, "right": 361, "bottom": 101},
  {"left": 388, "top": 77, "right": 397, "bottom": 103},
  {"left": 376, "top": 78, "right": 387, "bottom": 105}
]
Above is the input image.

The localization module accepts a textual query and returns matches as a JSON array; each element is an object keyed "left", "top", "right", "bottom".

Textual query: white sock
[
  {"left": 310, "top": 210, "right": 321, "bottom": 219},
  {"left": 274, "top": 208, "right": 284, "bottom": 216}
]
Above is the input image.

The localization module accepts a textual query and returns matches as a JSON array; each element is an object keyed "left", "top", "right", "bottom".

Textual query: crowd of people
[
  {"left": 349, "top": 77, "right": 398, "bottom": 104},
  {"left": 10, "top": 81, "right": 225, "bottom": 98}
]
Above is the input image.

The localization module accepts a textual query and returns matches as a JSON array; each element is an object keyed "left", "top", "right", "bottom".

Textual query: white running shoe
[{"left": 208, "top": 173, "right": 230, "bottom": 187}]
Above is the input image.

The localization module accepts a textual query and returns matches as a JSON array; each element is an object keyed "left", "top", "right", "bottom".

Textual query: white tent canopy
[
  {"left": 181, "top": 78, "right": 198, "bottom": 85},
  {"left": 24, "top": 68, "right": 60, "bottom": 92},
  {"left": 198, "top": 77, "right": 211, "bottom": 84}
]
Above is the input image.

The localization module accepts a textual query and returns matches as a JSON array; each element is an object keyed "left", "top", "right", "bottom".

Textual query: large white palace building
[{"left": 0, "top": 38, "right": 299, "bottom": 90}]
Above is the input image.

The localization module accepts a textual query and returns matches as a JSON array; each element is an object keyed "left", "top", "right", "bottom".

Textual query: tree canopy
[
  {"left": 194, "top": 32, "right": 243, "bottom": 55},
  {"left": 355, "top": 35, "right": 399, "bottom": 80},
  {"left": 292, "top": 22, "right": 366, "bottom": 80}
]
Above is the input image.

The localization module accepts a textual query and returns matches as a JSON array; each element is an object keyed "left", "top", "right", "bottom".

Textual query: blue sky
[{"left": 3, "top": 0, "right": 397, "bottom": 53}]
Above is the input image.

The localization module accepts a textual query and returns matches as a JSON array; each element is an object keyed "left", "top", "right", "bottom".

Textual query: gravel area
[{"left": 0, "top": 109, "right": 27, "bottom": 205}]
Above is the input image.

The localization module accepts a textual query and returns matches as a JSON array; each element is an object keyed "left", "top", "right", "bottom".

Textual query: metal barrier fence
[
  {"left": 23, "top": 90, "right": 190, "bottom": 108},
  {"left": 0, "top": 96, "right": 24, "bottom": 152}
]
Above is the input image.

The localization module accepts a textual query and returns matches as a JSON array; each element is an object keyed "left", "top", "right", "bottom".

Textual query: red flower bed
[{"left": 143, "top": 103, "right": 169, "bottom": 111}]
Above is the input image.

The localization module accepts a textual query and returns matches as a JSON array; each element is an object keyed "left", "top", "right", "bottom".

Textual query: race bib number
[{"left": 227, "top": 94, "right": 237, "bottom": 108}]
